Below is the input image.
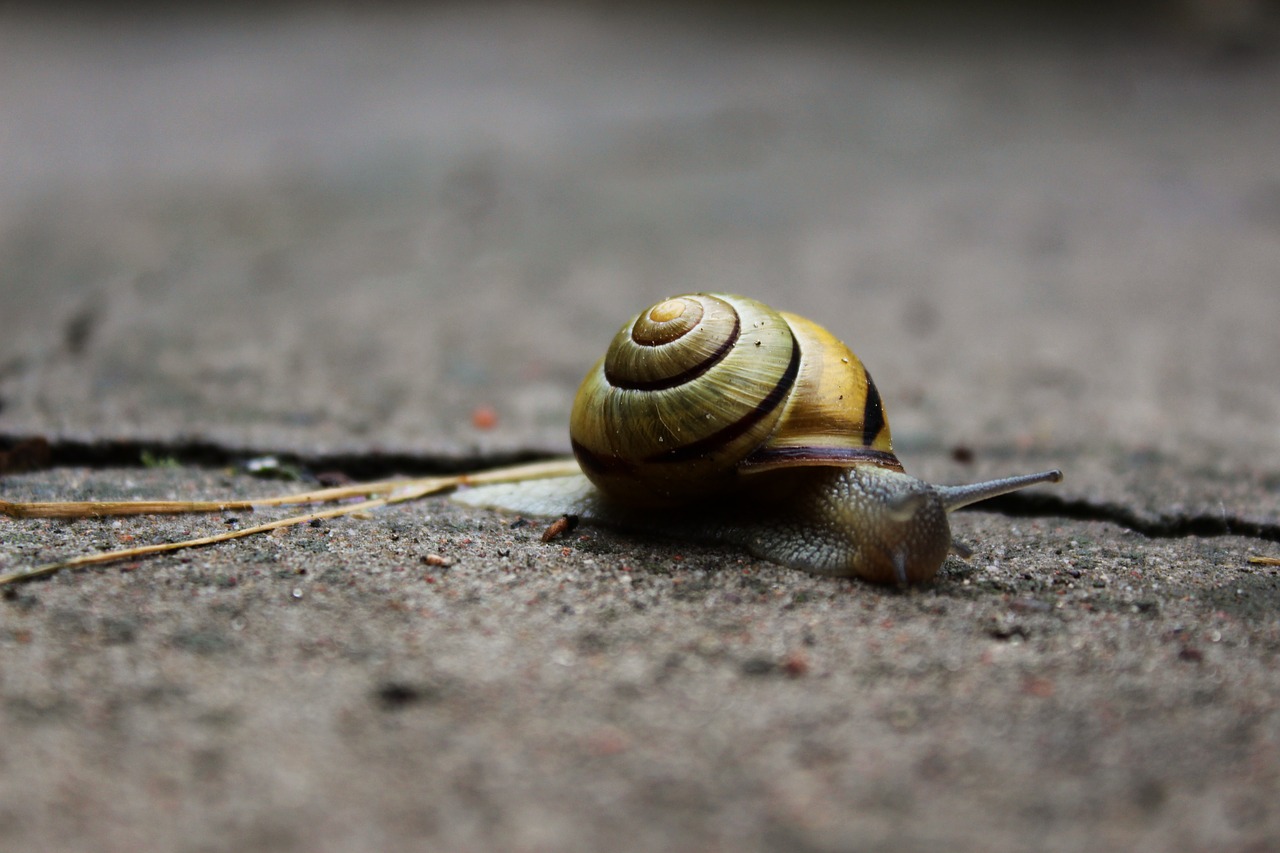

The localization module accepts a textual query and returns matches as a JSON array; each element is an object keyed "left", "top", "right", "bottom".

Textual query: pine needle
[{"left": 0, "top": 459, "right": 580, "bottom": 585}]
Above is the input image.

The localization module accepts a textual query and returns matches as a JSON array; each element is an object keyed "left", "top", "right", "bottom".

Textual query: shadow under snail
[
  {"left": 0, "top": 292, "right": 1060, "bottom": 587},
  {"left": 455, "top": 292, "right": 1062, "bottom": 586}
]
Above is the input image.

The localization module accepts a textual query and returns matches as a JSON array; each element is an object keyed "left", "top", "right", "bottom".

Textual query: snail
[
  {"left": 0, "top": 292, "right": 1060, "bottom": 587},
  {"left": 455, "top": 292, "right": 1062, "bottom": 585}
]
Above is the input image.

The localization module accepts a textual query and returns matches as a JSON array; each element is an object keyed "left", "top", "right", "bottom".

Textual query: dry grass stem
[{"left": 0, "top": 459, "right": 580, "bottom": 585}]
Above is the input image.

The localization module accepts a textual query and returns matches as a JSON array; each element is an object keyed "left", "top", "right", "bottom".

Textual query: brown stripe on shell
[
  {"left": 644, "top": 332, "right": 801, "bottom": 464},
  {"left": 605, "top": 312, "right": 741, "bottom": 392}
]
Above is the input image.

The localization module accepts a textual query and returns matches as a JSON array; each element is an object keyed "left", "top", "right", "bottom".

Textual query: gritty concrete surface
[{"left": 2, "top": 4, "right": 1280, "bottom": 852}]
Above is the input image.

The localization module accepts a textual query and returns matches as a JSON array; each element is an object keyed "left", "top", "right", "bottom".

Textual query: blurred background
[{"left": 2, "top": 1, "right": 1278, "bottom": 475}]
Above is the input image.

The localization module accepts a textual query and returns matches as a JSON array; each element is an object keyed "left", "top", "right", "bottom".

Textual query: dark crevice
[
  {"left": 3, "top": 432, "right": 1279, "bottom": 546},
  {"left": 0, "top": 434, "right": 548, "bottom": 480},
  {"left": 970, "top": 492, "right": 1280, "bottom": 545}
]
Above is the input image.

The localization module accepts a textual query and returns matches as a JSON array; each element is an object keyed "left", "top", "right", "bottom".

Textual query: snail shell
[
  {"left": 569, "top": 293, "right": 897, "bottom": 505},
  {"left": 457, "top": 293, "right": 1061, "bottom": 585}
]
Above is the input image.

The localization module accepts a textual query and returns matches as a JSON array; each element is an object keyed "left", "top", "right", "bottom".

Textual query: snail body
[{"left": 458, "top": 293, "right": 1061, "bottom": 585}]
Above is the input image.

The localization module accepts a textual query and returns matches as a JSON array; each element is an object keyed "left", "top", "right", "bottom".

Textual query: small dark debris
[
  {"left": 3, "top": 587, "right": 38, "bottom": 611},
  {"left": 1178, "top": 646, "right": 1204, "bottom": 663},
  {"left": 375, "top": 681, "right": 444, "bottom": 710},
  {"left": 950, "top": 445, "right": 975, "bottom": 464},
  {"left": 315, "top": 471, "right": 355, "bottom": 487},
  {"left": 541, "top": 514, "right": 580, "bottom": 543},
  {"left": 740, "top": 657, "right": 777, "bottom": 676},
  {"left": 989, "top": 623, "right": 1031, "bottom": 641},
  {"left": 509, "top": 518, "right": 530, "bottom": 529}
]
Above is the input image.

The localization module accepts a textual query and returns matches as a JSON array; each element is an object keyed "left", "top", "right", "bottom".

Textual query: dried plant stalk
[{"left": 0, "top": 460, "right": 580, "bottom": 585}]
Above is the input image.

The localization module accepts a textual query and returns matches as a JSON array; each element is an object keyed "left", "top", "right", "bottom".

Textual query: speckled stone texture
[{"left": 2, "top": 5, "right": 1279, "bottom": 852}]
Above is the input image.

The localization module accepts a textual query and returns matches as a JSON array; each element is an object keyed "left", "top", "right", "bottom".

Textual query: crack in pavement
[
  {"left": 973, "top": 492, "right": 1280, "bottom": 544},
  {"left": 3, "top": 434, "right": 1278, "bottom": 545},
  {"left": 0, "top": 435, "right": 545, "bottom": 479}
]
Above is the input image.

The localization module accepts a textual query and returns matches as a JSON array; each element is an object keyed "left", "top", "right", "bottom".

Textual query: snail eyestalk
[{"left": 935, "top": 469, "right": 1063, "bottom": 513}]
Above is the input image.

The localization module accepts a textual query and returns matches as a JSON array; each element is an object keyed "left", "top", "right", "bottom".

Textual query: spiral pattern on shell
[{"left": 569, "top": 293, "right": 900, "bottom": 507}]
